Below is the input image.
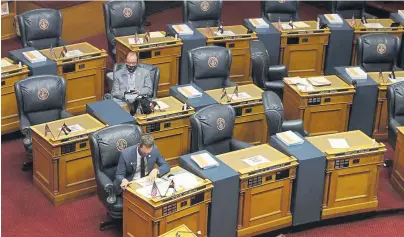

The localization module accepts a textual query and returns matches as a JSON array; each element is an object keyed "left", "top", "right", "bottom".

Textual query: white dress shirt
[{"left": 133, "top": 148, "right": 148, "bottom": 180}]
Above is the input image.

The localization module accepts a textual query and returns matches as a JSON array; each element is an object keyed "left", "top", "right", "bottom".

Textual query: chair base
[
  {"left": 21, "top": 161, "right": 33, "bottom": 171},
  {"left": 100, "top": 219, "right": 120, "bottom": 231}
]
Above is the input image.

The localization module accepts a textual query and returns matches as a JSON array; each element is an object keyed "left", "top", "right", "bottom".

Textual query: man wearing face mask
[
  {"left": 111, "top": 51, "right": 153, "bottom": 103},
  {"left": 114, "top": 134, "right": 170, "bottom": 195}
]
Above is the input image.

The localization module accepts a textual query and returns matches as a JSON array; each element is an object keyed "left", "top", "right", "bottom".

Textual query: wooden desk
[
  {"left": 347, "top": 18, "right": 404, "bottom": 66},
  {"left": 205, "top": 84, "right": 267, "bottom": 145},
  {"left": 307, "top": 131, "right": 386, "bottom": 219},
  {"left": 391, "top": 127, "right": 404, "bottom": 199},
  {"left": 273, "top": 21, "right": 330, "bottom": 77},
  {"left": 158, "top": 224, "right": 196, "bottom": 237},
  {"left": 217, "top": 144, "right": 298, "bottom": 237},
  {"left": 197, "top": 25, "right": 257, "bottom": 85},
  {"left": 123, "top": 166, "right": 213, "bottom": 237},
  {"left": 368, "top": 71, "right": 404, "bottom": 140},
  {"left": 115, "top": 32, "right": 183, "bottom": 97},
  {"left": 30, "top": 114, "right": 105, "bottom": 206},
  {"left": 40, "top": 42, "right": 107, "bottom": 115},
  {"left": 1, "top": 1, "right": 17, "bottom": 40},
  {"left": 283, "top": 75, "right": 355, "bottom": 136},
  {"left": 122, "top": 97, "right": 194, "bottom": 166},
  {"left": 1, "top": 58, "right": 29, "bottom": 134}
]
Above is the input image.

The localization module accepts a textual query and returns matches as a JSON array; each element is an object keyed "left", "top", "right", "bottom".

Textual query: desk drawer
[
  {"left": 58, "top": 57, "right": 105, "bottom": 75},
  {"left": 139, "top": 46, "right": 182, "bottom": 60},
  {"left": 281, "top": 34, "right": 329, "bottom": 46},
  {"left": 233, "top": 104, "right": 264, "bottom": 117},
  {"left": 304, "top": 94, "right": 353, "bottom": 106}
]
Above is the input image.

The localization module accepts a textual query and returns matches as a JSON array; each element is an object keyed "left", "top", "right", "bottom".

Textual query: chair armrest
[
  {"left": 267, "top": 65, "right": 288, "bottom": 82},
  {"left": 282, "top": 119, "right": 307, "bottom": 137},
  {"left": 230, "top": 139, "right": 253, "bottom": 151},
  {"left": 389, "top": 119, "right": 401, "bottom": 135},
  {"left": 60, "top": 110, "right": 73, "bottom": 119},
  {"left": 224, "top": 80, "right": 237, "bottom": 87},
  {"left": 104, "top": 93, "right": 113, "bottom": 100},
  {"left": 97, "top": 172, "right": 117, "bottom": 205},
  {"left": 106, "top": 32, "right": 116, "bottom": 46}
]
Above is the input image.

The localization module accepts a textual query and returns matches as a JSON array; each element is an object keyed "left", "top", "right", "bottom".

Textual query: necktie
[{"left": 140, "top": 155, "right": 146, "bottom": 178}]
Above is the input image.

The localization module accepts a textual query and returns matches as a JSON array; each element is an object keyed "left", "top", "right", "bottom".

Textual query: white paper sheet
[
  {"left": 128, "top": 37, "right": 144, "bottom": 45},
  {"left": 134, "top": 177, "right": 163, "bottom": 187},
  {"left": 65, "top": 50, "right": 83, "bottom": 57},
  {"left": 242, "top": 155, "right": 269, "bottom": 166},
  {"left": 58, "top": 124, "right": 85, "bottom": 133},
  {"left": 328, "top": 138, "right": 350, "bottom": 149},
  {"left": 171, "top": 172, "right": 200, "bottom": 189},
  {"left": 227, "top": 92, "right": 251, "bottom": 100},
  {"left": 155, "top": 100, "right": 170, "bottom": 110}
]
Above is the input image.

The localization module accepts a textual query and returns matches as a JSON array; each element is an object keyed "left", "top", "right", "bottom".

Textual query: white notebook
[
  {"left": 172, "top": 24, "right": 194, "bottom": 35},
  {"left": 345, "top": 67, "right": 367, "bottom": 80},
  {"left": 191, "top": 153, "right": 219, "bottom": 170},
  {"left": 324, "top": 14, "right": 343, "bottom": 24},
  {"left": 276, "top": 130, "right": 304, "bottom": 146},
  {"left": 178, "top": 85, "right": 202, "bottom": 98},
  {"left": 249, "top": 18, "right": 269, "bottom": 28}
]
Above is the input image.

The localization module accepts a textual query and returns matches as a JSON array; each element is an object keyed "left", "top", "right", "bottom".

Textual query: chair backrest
[
  {"left": 183, "top": 0, "right": 223, "bottom": 28},
  {"left": 250, "top": 40, "right": 271, "bottom": 89},
  {"left": 104, "top": 1, "right": 146, "bottom": 55},
  {"left": 89, "top": 124, "right": 142, "bottom": 200},
  {"left": 18, "top": 8, "right": 63, "bottom": 49},
  {"left": 14, "top": 75, "right": 67, "bottom": 127},
  {"left": 262, "top": 91, "right": 284, "bottom": 140},
  {"left": 188, "top": 46, "right": 232, "bottom": 91},
  {"left": 387, "top": 81, "right": 404, "bottom": 122},
  {"left": 261, "top": 0, "right": 299, "bottom": 22},
  {"left": 113, "top": 62, "right": 160, "bottom": 98},
  {"left": 357, "top": 33, "right": 400, "bottom": 72},
  {"left": 332, "top": 1, "right": 365, "bottom": 19},
  {"left": 190, "top": 104, "right": 236, "bottom": 155}
]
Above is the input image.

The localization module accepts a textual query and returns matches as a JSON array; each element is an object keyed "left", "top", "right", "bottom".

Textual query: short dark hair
[{"left": 139, "top": 134, "right": 154, "bottom": 148}]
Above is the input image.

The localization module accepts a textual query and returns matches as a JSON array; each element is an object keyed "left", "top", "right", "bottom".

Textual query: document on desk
[
  {"left": 324, "top": 14, "right": 343, "bottom": 24},
  {"left": 155, "top": 100, "right": 170, "bottom": 110},
  {"left": 328, "top": 138, "right": 350, "bottom": 149},
  {"left": 172, "top": 24, "right": 194, "bottom": 35},
  {"left": 276, "top": 130, "right": 304, "bottom": 146},
  {"left": 191, "top": 153, "right": 219, "bottom": 169},
  {"left": 345, "top": 67, "right": 367, "bottom": 80},
  {"left": 284, "top": 77, "right": 305, "bottom": 85},
  {"left": 149, "top": 31, "right": 166, "bottom": 38},
  {"left": 249, "top": 18, "right": 269, "bottom": 28},
  {"left": 215, "top": 30, "right": 235, "bottom": 36},
  {"left": 227, "top": 92, "right": 251, "bottom": 100},
  {"left": 134, "top": 177, "right": 163, "bottom": 187},
  {"left": 364, "top": 23, "right": 383, "bottom": 29},
  {"left": 308, "top": 77, "right": 331, "bottom": 86},
  {"left": 178, "top": 85, "right": 202, "bottom": 98},
  {"left": 58, "top": 124, "right": 85, "bottom": 133},
  {"left": 128, "top": 37, "right": 144, "bottom": 45},
  {"left": 242, "top": 155, "right": 269, "bottom": 166},
  {"left": 293, "top": 22, "right": 310, "bottom": 28},
  {"left": 171, "top": 172, "right": 200, "bottom": 189},
  {"left": 65, "top": 50, "right": 83, "bottom": 57},
  {"left": 1, "top": 59, "right": 12, "bottom": 68},
  {"left": 136, "top": 180, "right": 171, "bottom": 198}
]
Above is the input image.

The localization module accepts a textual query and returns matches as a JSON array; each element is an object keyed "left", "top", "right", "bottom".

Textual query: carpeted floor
[{"left": 2, "top": 2, "right": 404, "bottom": 237}]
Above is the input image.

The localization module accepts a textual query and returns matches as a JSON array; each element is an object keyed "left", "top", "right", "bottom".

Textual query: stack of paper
[
  {"left": 149, "top": 31, "right": 165, "bottom": 38},
  {"left": 328, "top": 138, "right": 349, "bottom": 149},
  {"left": 65, "top": 50, "right": 83, "bottom": 58},
  {"left": 308, "top": 77, "right": 331, "bottom": 86},
  {"left": 172, "top": 24, "right": 194, "bottom": 35},
  {"left": 134, "top": 177, "right": 163, "bottom": 187},
  {"left": 399, "top": 10, "right": 404, "bottom": 19},
  {"left": 191, "top": 153, "right": 219, "bottom": 169},
  {"left": 170, "top": 172, "right": 200, "bottom": 189},
  {"left": 22, "top": 50, "right": 46, "bottom": 63},
  {"left": 242, "top": 155, "right": 269, "bottom": 166},
  {"left": 293, "top": 22, "right": 311, "bottom": 28},
  {"left": 276, "top": 130, "right": 304, "bottom": 146},
  {"left": 364, "top": 23, "right": 383, "bottom": 29},
  {"left": 324, "top": 14, "right": 343, "bottom": 24},
  {"left": 284, "top": 77, "right": 305, "bottom": 85},
  {"left": 249, "top": 18, "right": 269, "bottom": 28},
  {"left": 1, "top": 59, "right": 12, "bottom": 68},
  {"left": 155, "top": 100, "right": 170, "bottom": 110},
  {"left": 345, "top": 67, "right": 367, "bottom": 80},
  {"left": 58, "top": 124, "right": 85, "bottom": 133},
  {"left": 281, "top": 23, "right": 293, "bottom": 30},
  {"left": 178, "top": 85, "right": 202, "bottom": 98}
]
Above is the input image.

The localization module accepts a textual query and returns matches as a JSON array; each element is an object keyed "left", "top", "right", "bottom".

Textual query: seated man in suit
[
  {"left": 114, "top": 134, "right": 170, "bottom": 194},
  {"left": 111, "top": 51, "right": 153, "bottom": 102}
]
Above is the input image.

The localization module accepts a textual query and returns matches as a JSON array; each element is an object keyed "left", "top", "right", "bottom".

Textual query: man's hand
[
  {"left": 120, "top": 179, "right": 129, "bottom": 190},
  {"left": 148, "top": 169, "right": 159, "bottom": 183},
  {"left": 133, "top": 89, "right": 140, "bottom": 94}
]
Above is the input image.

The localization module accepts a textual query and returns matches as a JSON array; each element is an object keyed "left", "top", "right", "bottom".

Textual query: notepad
[
  {"left": 149, "top": 31, "right": 165, "bottom": 38},
  {"left": 364, "top": 23, "right": 383, "bottom": 29},
  {"left": 178, "top": 86, "right": 202, "bottom": 98},
  {"left": 191, "top": 153, "right": 219, "bottom": 169},
  {"left": 242, "top": 155, "right": 269, "bottom": 166},
  {"left": 172, "top": 24, "right": 194, "bottom": 35},
  {"left": 293, "top": 22, "right": 311, "bottom": 28},
  {"left": 324, "top": 14, "right": 343, "bottom": 24},
  {"left": 276, "top": 130, "right": 304, "bottom": 146},
  {"left": 227, "top": 92, "right": 251, "bottom": 100},
  {"left": 345, "top": 67, "right": 367, "bottom": 80},
  {"left": 328, "top": 138, "right": 350, "bottom": 149},
  {"left": 65, "top": 50, "right": 83, "bottom": 57},
  {"left": 155, "top": 100, "right": 170, "bottom": 110},
  {"left": 22, "top": 50, "right": 46, "bottom": 63},
  {"left": 249, "top": 18, "right": 269, "bottom": 28},
  {"left": 308, "top": 77, "right": 331, "bottom": 86}
]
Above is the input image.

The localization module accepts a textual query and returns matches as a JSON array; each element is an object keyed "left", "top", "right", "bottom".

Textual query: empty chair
[
  {"left": 357, "top": 33, "right": 401, "bottom": 72},
  {"left": 261, "top": 0, "right": 299, "bottom": 22},
  {"left": 188, "top": 46, "right": 236, "bottom": 91},
  {"left": 262, "top": 91, "right": 307, "bottom": 141},
  {"left": 103, "top": 1, "right": 146, "bottom": 58},
  {"left": 15, "top": 75, "right": 72, "bottom": 171},
  {"left": 183, "top": 0, "right": 223, "bottom": 28},
  {"left": 17, "top": 8, "right": 67, "bottom": 50},
  {"left": 89, "top": 124, "right": 143, "bottom": 231},
  {"left": 190, "top": 104, "right": 252, "bottom": 155},
  {"left": 387, "top": 81, "right": 404, "bottom": 150},
  {"left": 250, "top": 39, "right": 288, "bottom": 99}
]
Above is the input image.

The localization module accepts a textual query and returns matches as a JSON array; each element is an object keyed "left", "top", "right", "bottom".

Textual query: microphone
[{"left": 176, "top": 230, "right": 201, "bottom": 237}]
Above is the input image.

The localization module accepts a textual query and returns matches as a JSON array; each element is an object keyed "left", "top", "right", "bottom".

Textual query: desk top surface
[
  {"left": 158, "top": 224, "right": 196, "bottom": 237},
  {"left": 368, "top": 71, "right": 404, "bottom": 87},
  {"left": 126, "top": 166, "right": 212, "bottom": 207},
  {"left": 397, "top": 127, "right": 404, "bottom": 135},
  {"left": 30, "top": 114, "right": 105, "bottom": 146},
  {"left": 115, "top": 31, "right": 183, "bottom": 50},
  {"left": 307, "top": 130, "right": 385, "bottom": 156},
  {"left": 39, "top": 42, "right": 106, "bottom": 62},
  {"left": 1, "top": 57, "right": 29, "bottom": 77},
  {"left": 197, "top": 25, "right": 257, "bottom": 40},
  {"left": 122, "top": 96, "right": 195, "bottom": 124},
  {"left": 272, "top": 20, "right": 330, "bottom": 33},
  {"left": 217, "top": 144, "right": 297, "bottom": 175},
  {"left": 205, "top": 84, "right": 263, "bottom": 105},
  {"left": 284, "top": 75, "right": 355, "bottom": 96},
  {"left": 346, "top": 18, "right": 404, "bottom": 31}
]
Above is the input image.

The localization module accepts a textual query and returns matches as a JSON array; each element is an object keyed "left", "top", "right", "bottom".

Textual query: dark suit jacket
[{"left": 114, "top": 145, "right": 170, "bottom": 194}]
